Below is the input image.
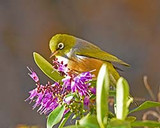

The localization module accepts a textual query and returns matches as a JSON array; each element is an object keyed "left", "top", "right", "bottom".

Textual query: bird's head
[{"left": 49, "top": 34, "right": 76, "bottom": 58}]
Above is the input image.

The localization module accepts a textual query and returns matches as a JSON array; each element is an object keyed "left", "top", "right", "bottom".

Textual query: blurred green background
[{"left": 0, "top": 0, "right": 160, "bottom": 127}]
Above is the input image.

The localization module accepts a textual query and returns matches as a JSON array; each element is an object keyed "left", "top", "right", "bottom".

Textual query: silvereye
[{"left": 49, "top": 34, "right": 129, "bottom": 85}]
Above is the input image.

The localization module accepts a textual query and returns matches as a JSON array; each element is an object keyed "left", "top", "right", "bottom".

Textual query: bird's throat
[{"left": 56, "top": 49, "right": 73, "bottom": 64}]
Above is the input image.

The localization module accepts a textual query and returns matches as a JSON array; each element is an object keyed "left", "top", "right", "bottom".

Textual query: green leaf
[
  {"left": 96, "top": 63, "right": 110, "bottom": 128},
  {"left": 64, "top": 125, "right": 84, "bottom": 128},
  {"left": 79, "top": 114, "right": 99, "bottom": 128},
  {"left": 47, "top": 105, "right": 65, "bottom": 128},
  {"left": 129, "top": 101, "right": 160, "bottom": 113},
  {"left": 125, "top": 116, "right": 136, "bottom": 122},
  {"left": 108, "top": 118, "right": 131, "bottom": 128},
  {"left": 109, "top": 90, "right": 116, "bottom": 97},
  {"left": 131, "top": 120, "right": 160, "bottom": 127},
  {"left": 58, "top": 112, "right": 71, "bottom": 128},
  {"left": 72, "top": 114, "right": 78, "bottom": 120},
  {"left": 116, "top": 77, "right": 130, "bottom": 120},
  {"left": 90, "top": 80, "right": 96, "bottom": 87},
  {"left": 33, "top": 52, "right": 64, "bottom": 82},
  {"left": 108, "top": 112, "right": 115, "bottom": 119}
]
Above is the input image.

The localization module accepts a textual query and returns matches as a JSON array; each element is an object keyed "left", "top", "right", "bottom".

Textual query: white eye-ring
[{"left": 58, "top": 43, "right": 64, "bottom": 50}]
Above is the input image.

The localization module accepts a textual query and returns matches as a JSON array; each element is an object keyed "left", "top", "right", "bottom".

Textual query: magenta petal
[
  {"left": 84, "top": 96, "right": 90, "bottom": 106},
  {"left": 64, "top": 108, "right": 70, "bottom": 115},
  {"left": 25, "top": 88, "right": 38, "bottom": 102},
  {"left": 90, "top": 87, "right": 96, "bottom": 95},
  {"left": 26, "top": 84, "right": 60, "bottom": 115},
  {"left": 27, "top": 67, "right": 39, "bottom": 82}
]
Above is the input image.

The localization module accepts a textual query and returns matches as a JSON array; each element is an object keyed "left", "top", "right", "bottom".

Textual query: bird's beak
[{"left": 50, "top": 50, "right": 59, "bottom": 58}]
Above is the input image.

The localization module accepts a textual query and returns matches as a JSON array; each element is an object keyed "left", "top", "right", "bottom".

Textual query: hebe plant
[{"left": 26, "top": 52, "right": 160, "bottom": 128}]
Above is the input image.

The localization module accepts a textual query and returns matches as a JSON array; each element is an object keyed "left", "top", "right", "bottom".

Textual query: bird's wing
[{"left": 74, "top": 38, "right": 129, "bottom": 66}]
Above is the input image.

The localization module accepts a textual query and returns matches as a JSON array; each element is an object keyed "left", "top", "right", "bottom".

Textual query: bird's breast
[{"left": 56, "top": 55, "right": 103, "bottom": 77}]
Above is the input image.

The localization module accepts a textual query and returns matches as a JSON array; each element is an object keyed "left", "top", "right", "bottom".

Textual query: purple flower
[
  {"left": 64, "top": 95, "right": 73, "bottom": 104},
  {"left": 90, "top": 87, "right": 96, "bottom": 95},
  {"left": 26, "top": 84, "right": 59, "bottom": 114},
  {"left": 52, "top": 58, "right": 94, "bottom": 96},
  {"left": 62, "top": 76, "right": 72, "bottom": 91},
  {"left": 64, "top": 108, "right": 70, "bottom": 115},
  {"left": 52, "top": 58, "right": 68, "bottom": 75},
  {"left": 62, "top": 71, "right": 93, "bottom": 96},
  {"left": 26, "top": 58, "right": 95, "bottom": 116},
  {"left": 27, "top": 67, "right": 39, "bottom": 83},
  {"left": 84, "top": 96, "right": 90, "bottom": 106}
]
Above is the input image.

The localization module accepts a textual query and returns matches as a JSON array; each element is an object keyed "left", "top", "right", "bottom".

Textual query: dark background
[{"left": 0, "top": 0, "right": 160, "bottom": 127}]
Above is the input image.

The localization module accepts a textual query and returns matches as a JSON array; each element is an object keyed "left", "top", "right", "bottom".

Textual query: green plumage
[
  {"left": 74, "top": 38, "right": 129, "bottom": 66},
  {"left": 49, "top": 34, "right": 129, "bottom": 85}
]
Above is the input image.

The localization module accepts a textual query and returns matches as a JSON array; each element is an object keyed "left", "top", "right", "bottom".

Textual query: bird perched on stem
[{"left": 49, "top": 34, "right": 129, "bottom": 85}]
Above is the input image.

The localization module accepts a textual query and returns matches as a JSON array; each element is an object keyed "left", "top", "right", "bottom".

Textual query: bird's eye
[{"left": 58, "top": 43, "right": 64, "bottom": 50}]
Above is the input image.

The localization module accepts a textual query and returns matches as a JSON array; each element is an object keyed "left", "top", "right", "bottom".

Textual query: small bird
[{"left": 49, "top": 34, "right": 129, "bottom": 85}]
